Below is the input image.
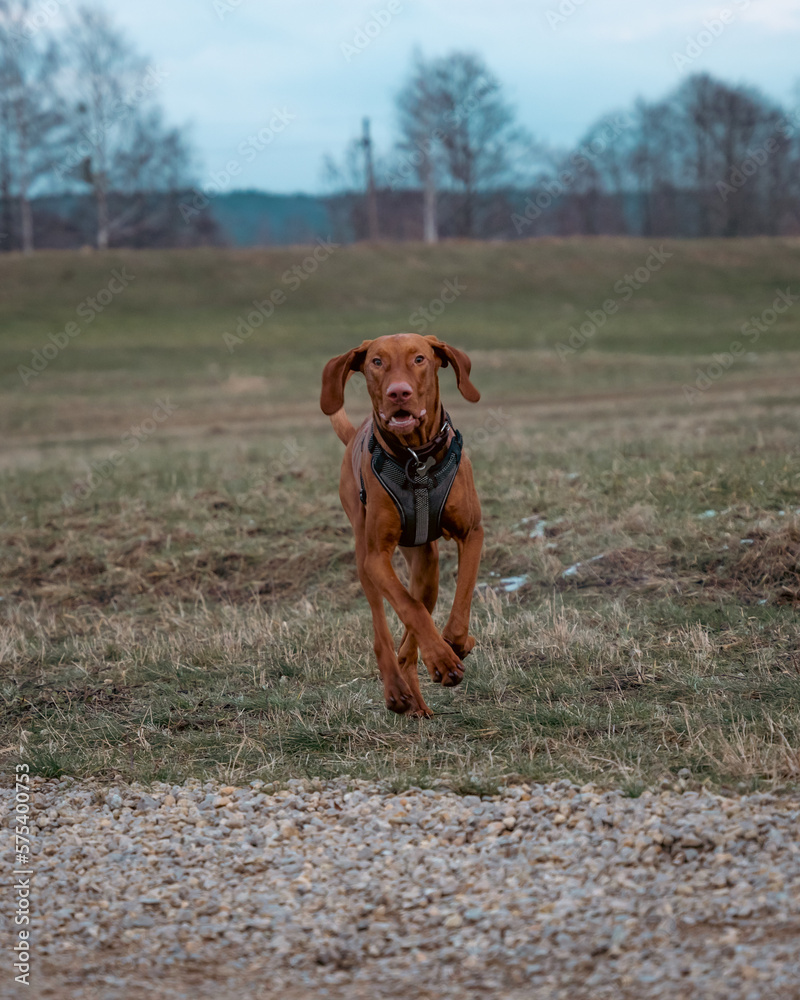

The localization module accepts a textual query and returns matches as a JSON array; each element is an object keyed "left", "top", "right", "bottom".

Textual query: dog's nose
[{"left": 386, "top": 382, "right": 413, "bottom": 403}]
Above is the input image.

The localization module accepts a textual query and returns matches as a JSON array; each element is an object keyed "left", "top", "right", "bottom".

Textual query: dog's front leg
[
  {"left": 364, "top": 543, "right": 466, "bottom": 687},
  {"left": 354, "top": 533, "right": 429, "bottom": 717}
]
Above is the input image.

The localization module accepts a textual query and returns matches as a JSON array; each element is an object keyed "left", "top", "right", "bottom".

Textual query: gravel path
[{"left": 5, "top": 776, "right": 800, "bottom": 1000}]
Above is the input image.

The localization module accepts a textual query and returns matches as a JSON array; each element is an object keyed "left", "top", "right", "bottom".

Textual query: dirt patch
[
  {"left": 712, "top": 519, "right": 800, "bottom": 605},
  {"left": 559, "top": 547, "right": 674, "bottom": 592},
  {"left": 2, "top": 538, "right": 355, "bottom": 608}
]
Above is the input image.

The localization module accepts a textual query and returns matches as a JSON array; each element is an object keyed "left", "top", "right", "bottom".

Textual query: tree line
[
  {"left": 328, "top": 54, "right": 800, "bottom": 242},
  {"left": 2, "top": 2, "right": 797, "bottom": 251}
]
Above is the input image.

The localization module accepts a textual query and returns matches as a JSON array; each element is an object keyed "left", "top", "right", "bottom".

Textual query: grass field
[{"left": 2, "top": 238, "right": 799, "bottom": 794}]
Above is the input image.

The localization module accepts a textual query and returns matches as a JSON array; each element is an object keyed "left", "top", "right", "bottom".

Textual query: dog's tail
[{"left": 329, "top": 407, "right": 356, "bottom": 445}]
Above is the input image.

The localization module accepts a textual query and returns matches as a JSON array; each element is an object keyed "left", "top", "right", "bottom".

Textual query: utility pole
[{"left": 361, "top": 117, "right": 379, "bottom": 241}]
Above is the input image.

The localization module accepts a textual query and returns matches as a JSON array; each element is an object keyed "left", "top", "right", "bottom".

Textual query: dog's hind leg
[{"left": 442, "top": 525, "right": 483, "bottom": 662}]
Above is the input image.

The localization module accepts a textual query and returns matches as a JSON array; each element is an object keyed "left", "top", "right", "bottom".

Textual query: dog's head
[{"left": 320, "top": 333, "right": 480, "bottom": 438}]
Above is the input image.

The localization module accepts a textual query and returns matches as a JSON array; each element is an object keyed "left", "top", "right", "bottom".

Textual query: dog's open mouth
[{"left": 380, "top": 408, "right": 425, "bottom": 434}]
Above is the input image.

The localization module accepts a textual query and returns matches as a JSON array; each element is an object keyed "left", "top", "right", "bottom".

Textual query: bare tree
[
  {"left": 0, "top": 0, "right": 64, "bottom": 252},
  {"left": 628, "top": 98, "right": 685, "bottom": 236},
  {"left": 558, "top": 74, "right": 796, "bottom": 239},
  {"left": 393, "top": 51, "right": 530, "bottom": 239},
  {"left": 674, "top": 75, "right": 790, "bottom": 237},
  {"left": 395, "top": 52, "right": 440, "bottom": 242},
  {"left": 64, "top": 4, "right": 191, "bottom": 249},
  {"left": 426, "top": 52, "right": 526, "bottom": 237}
]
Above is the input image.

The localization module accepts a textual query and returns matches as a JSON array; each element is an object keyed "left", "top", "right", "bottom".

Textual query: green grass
[{"left": 1, "top": 239, "right": 799, "bottom": 793}]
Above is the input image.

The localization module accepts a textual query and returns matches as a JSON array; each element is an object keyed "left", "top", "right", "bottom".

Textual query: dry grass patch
[
  {"left": 719, "top": 516, "right": 800, "bottom": 605},
  {"left": 2, "top": 243, "right": 800, "bottom": 792}
]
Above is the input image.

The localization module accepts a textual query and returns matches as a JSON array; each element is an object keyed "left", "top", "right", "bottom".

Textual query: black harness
[{"left": 359, "top": 414, "right": 463, "bottom": 547}]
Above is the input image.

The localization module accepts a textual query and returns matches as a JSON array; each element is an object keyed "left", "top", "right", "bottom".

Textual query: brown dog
[{"left": 320, "top": 333, "right": 483, "bottom": 718}]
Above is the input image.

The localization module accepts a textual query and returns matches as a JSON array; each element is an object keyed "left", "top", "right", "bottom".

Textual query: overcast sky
[{"left": 73, "top": 0, "right": 800, "bottom": 193}]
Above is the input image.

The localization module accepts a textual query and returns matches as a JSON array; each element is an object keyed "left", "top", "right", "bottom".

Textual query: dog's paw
[
  {"left": 385, "top": 690, "right": 414, "bottom": 714},
  {"left": 385, "top": 690, "right": 434, "bottom": 718},
  {"left": 384, "top": 677, "right": 432, "bottom": 717},
  {"left": 443, "top": 634, "right": 476, "bottom": 660},
  {"left": 424, "top": 641, "right": 465, "bottom": 687}
]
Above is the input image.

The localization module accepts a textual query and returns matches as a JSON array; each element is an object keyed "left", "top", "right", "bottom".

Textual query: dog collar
[{"left": 373, "top": 407, "right": 452, "bottom": 476}]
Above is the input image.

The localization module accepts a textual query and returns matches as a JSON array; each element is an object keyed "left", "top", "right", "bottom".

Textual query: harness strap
[{"left": 365, "top": 425, "right": 463, "bottom": 547}]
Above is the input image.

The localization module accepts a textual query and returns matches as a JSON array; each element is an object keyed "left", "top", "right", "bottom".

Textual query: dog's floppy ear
[
  {"left": 425, "top": 336, "right": 480, "bottom": 403},
  {"left": 320, "top": 339, "right": 373, "bottom": 415}
]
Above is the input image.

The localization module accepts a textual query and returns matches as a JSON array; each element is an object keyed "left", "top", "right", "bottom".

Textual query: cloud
[
  {"left": 83, "top": 0, "right": 800, "bottom": 192},
  {"left": 740, "top": 0, "right": 800, "bottom": 31}
]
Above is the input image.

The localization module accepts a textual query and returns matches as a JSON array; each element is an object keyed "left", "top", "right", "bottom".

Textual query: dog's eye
[
  {"left": 414, "top": 355, "right": 425, "bottom": 364},
  {"left": 371, "top": 358, "right": 382, "bottom": 367}
]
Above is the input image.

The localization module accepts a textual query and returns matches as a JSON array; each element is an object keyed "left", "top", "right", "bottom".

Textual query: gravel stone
[{"left": 5, "top": 777, "right": 800, "bottom": 1000}]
